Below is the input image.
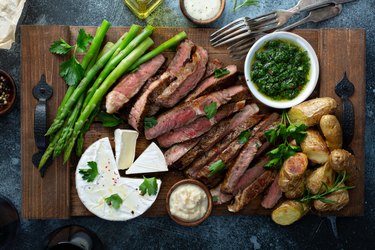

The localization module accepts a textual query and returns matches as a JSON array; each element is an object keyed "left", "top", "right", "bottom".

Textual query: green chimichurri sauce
[{"left": 251, "top": 39, "right": 311, "bottom": 101}]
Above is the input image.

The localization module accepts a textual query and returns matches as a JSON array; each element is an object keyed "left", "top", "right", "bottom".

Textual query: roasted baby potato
[
  {"left": 278, "top": 152, "right": 308, "bottom": 193},
  {"left": 329, "top": 149, "right": 358, "bottom": 186},
  {"left": 284, "top": 179, "right": 305, "bottom": 199},
  {"left": 313, "top": 186, "right": 349, "bottom": 212},
  {"left": 320, "top": 115, "right": 343, "bottom": 151},
  {"left": 306, "top": 162, "right": 335, "bottom": 194},
  {"left": 272, "top": 200, "right": 310, "bottom": 226},
  {"left": 288, "top": 97, "right": 337, "bottom": 126},
  {"left": 301, "top": 129, "right": 330, "bottom": 164}
]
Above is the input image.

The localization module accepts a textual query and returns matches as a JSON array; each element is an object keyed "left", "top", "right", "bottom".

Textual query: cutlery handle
[
  {"left": 290, "top": 0, "right": 356, "bottom": 13},
  {"left": 279, "top": 15, "right": 310, "bottom": 31},
  {"left": 34, "top": 99, "right": 47, "bottom": 149},
  {"left": 341, "top": 96, "right": 355, "bottom": 147}
]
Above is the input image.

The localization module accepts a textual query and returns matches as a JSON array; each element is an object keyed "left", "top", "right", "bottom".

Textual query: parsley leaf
[
  {"left": 98, "top": 112, "right": 124, "bottom": 127},
  {"left": 144, "top": 117, "right": 158, "bottom": 130},
  {"left": 49, "top": 38, "right": 72, "bottom": 55},
  {"left": 204, "top": 102, "right": 217, "bottom": 119},
  {"left": 212, "top": 196, "right": 218, "bottom": 203},
  {"left": 208, "top": 160, "right": 226, "bottom": 177},
  {"left": 214, "top": 68, "right": 230, "bottom": 78},
  {"left": 76, "top": 29, "right": 93, "bottom": 53},
  {"left": 139, "top": 177, "right": 158, "bottom": 196},
  {"left": 238, "top": 130, "right": 251, "bottom": 144},
  {"left": 105, "top": 194, "right": 123, "bottom": 209},
  {"left": 59, "top": 56, "right": 85, "bottom": 86},
  {"left": 79, "top": 161, "right": 99, "bottom": 182}
]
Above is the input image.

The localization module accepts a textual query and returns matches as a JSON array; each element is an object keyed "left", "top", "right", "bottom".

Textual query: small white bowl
[{"left": 244, "top": 32, "right": 319, "bottom": 109}]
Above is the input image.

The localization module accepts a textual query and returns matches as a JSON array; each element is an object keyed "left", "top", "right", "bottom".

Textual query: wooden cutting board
[{"left": 21, "top": 26, "right": 365, "bottom": 219}]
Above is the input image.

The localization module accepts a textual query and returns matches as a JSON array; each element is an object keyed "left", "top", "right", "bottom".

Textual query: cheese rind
[
  {"left": 126, "top": 142, "right": 168, "bottom": 175},
  {"left": 75, "top": 137, "right": 161, "bottom": 221},
  {"left": 114, "top": 129, "right": 139, "bottom": 170}
]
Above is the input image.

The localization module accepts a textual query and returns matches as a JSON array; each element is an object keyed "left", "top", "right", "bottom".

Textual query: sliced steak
[
  {"left": 261, "top": 174, "right": 282, "bottom": 209},
  {"left": 106, "top": 54, "right": 166, "bottom": 114},
  {"left": 145, "top": 85, "right": 249, "bottom": 140},
  {"left": 221, "top": 137, "right": 262, "bottom": 194},
  {"left": 185, "top": 114, "right": 263, "bottom": 178},
  {"left": 203, "top": 58, "right": 224, "bottom": 79},
  {"left": 168, "top": 39, "right": 195, "bottom": 75},
  {"left": 177, "top": 104, "right": 260, "bottom": 169},
  {"left": 210, "top": 184, "right": 233, "bottom": 205},
  {"left": 157, "top": 46, "right": 208, "bottom": 107},
  {"left": 233, "top": 157, "right": 269, "bottom": 195},
  {"left": 228, "top": 171, "right": 276, "bottom": 213},
  {"left": 185, "top": 65, "right": 238, "bottom": 102},
  {"left": 157, "top": 100, "right": 246, "bottom": 148},
  {"left": 164, "top": 138, "right": 200, "bottom": 167}
]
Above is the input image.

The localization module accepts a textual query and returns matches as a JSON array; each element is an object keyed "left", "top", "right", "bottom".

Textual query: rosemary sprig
[
  {"left": 298, "top": 172, "right": 354, "bottom": 203},
  {"left": 233, "top": 0, "right": 260, "bottom": 12}
]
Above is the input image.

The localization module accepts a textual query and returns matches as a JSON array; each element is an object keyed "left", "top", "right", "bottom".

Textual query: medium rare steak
[
  {"left": 228, "top": 171, "right": 276, "bottom": 213},
  {"left": 210, "top": 184, "right": 233, "bottom": 205},
  {"left": 203, "top": 58, "right": 224, "bottom": 79},
  {"left": 105, "top": 54, "right": 166, "bottom": 114},
  {"left": 157, "top": 100, "right": 246, "bottom": 148},
  {"left": 164, "top": 138, "right": 200, "bottom": 167},
  {"left": 185, "top": 65, "right": 238, "bottom": 102},
  {"left": 261, "top": 174, "right": 282, "bottom": 209},
  {"left": 145, "top": 85, "right": 249, "bottom": 140},
  {"left": 177, "top": 104, "right": 260, "bottom": 170},
  {"left": 156, "top": 46, "right": 208, "bottom": 107}
]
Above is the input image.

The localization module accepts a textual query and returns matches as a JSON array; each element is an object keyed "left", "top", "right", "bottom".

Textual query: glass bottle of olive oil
[{"left": 124, "top": 0, "right": 163, "bottom": 19}]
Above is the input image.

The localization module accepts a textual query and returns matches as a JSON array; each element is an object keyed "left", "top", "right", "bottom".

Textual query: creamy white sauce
[
  {"left": 169, "top": 183, "right": 208, "bottom": 222},
  {"left": 184, "top": 0, "right": 221, "bottom": 21}
]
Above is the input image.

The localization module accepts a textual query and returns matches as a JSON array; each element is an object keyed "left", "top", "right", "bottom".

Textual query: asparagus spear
[
  {"left": 83, "top": 25, "right": 154, "bottom": 108},
  {"left": 76, "top": 105, "right": 100, "bottom": 157},
  {"left": 64, "top": 38, "right": 155, "bottom": 162},
  {"left": 45, "top": 30, "right": 130, "bottom": 136}
]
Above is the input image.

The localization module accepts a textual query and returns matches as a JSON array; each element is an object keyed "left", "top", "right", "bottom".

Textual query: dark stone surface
[{"left": 0, "top": 0, "right": 374, "bottom": 249}]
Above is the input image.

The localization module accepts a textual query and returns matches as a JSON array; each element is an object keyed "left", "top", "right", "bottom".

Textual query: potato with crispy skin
[
  {"left": 278, "top": 152, "right": 308, "bottom": 194},
  {"left": 329, "top": 149, "right": 358, "bottom": 186},
  {"left": 314, "top": 186, "right": 349, "bottom": 212},
  {"left": 285, "top": 179, "right": 305, "bottom": 199},
  {"left": 306, "top": 162, "right": 335, "bottom": 194},
  {"left": 301, "top": 129, "right": 330, "bottom": 164},
  {"left": 272, "top": 200, "right": 310, "bottom": 226},
  {"left": 320, "top": 115, "right": 343, "bottom": 151},
  {"left": 288, "top": 97, "right": 337, "bottom": 126}
]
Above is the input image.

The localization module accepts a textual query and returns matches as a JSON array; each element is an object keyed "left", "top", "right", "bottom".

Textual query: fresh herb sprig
[
  {"left": 79, "top": 161, "right": 99, "bottom": 182},
  {"left": 264, "top": 111, "right": 307, "bottom": 169},
  {"left": 144, "top": 116, "right": 158, "bottom": 130},
  {"left": 98, "top": 112, "right": 124, "bottom": 127},
  {"left": 50, "top": 29, "right": 93, "bottom": 86},
  {"left": 214, "top": 68, "right": 230, "bottom": 78},
  {"left": 233, "top": 0, "right": 260, "bottom": 12},
  {"left": 208, "top": 160, "right": 226, "bottom": 177},
  {"left": 139, "top": 177, "right": 158, "bottom": 196},
  {"left": 298, "top": 172, "right": 354, "bottom": 203},
  {"left": 105, "top": 193, "right": 123, "bottom": 209},
  {"left": 204, "top": 102, "right": 217, "bottom": 119}
]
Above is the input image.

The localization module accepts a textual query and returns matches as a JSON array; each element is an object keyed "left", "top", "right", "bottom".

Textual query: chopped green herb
[
  {"left": 204, "top": 102, "right": 217, "bottom": 119},
  {"left": 144, "top": 116, "right": 158, "bottom": 130},
  {"left": 79, "top": 161, "right": 99, "bottom": 182},
  {"left": 238, "top": 130, "right": 251, "bottom": 144},
  {"left": 105, "top": 194, "right": 123, "bottom": 209},
  {"left": 139, "top": 176, "right": 158, "bottom": 196},
  {"left": 212, "top": 196, "right": 218, "bottom": 203},
  {"left": 214, "top": 68, "right": 230, "bottom": 78},
  {"left": 49, "top": 38, "right": 72, "bottom": 55},
  {"left": 208, "top": 160, "right": 226, "bottom": 177},
  {"left": 98, "top": 111, "right": 124, "bottom": 127}
]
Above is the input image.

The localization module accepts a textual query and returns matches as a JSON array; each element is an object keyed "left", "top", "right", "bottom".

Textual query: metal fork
[
  {"left": 228, "top": 4, "right": 342, "bottom": 60},
  {"left": 210, "top": 0, "right": 354, "bottom": 47}
]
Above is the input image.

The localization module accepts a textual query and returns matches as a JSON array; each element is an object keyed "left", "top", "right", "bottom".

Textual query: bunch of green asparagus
[{"left": 39, "top": 20, "right": 187, "bottom": 171}]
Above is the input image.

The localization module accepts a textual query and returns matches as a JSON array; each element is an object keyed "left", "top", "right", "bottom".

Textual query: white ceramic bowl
[{"left": 244, "top": 32, "right": 319, "bottom": 109}]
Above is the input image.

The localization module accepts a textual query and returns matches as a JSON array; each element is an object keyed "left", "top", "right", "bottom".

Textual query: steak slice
[
  {"left": 228, "top": 170, "right": 276, "bottom": 213},
  {"left": 156, "top": 46, "right": 208, "bottom": 107},
  {"left": 232, "top": 157, "right": 269, "bottom": 195},
  {"left": 210, "top": 184, "right": 233, "bottom": 205},
  {"left": 177, "top": 104, "right": 259, "bottom": 169},
  {"left": 261, "top": 174, "right": 282, "bottom": 209},
  {"left": 221, "top": 137, "right": 262, "bottom": 194},
  {"left": 145, "top": 85, "right": 249, "bottom": 140},
  {"left": 185, "top": 114, "right": 263, "bottom": 178},
  {"left": 157, "top": 100, "right": 246, "bottom": 148},
  {"left": 164, "top": 138, "right": 200, "bottom": 167},
  {"left": 106, "top": 54, "right": 166, "bottom": 114},
  {"left": 168, "top": 39, "right": 195, "bottom": 75},
  {"left": 203, "top": 58, "right": 224, "bottom": 79},
  {"left": 185, "top": 65, "right": 238, "bottom": 102}
]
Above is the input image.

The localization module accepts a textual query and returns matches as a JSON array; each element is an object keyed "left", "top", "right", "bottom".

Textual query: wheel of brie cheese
[{"left": 75, "top": 137, "right": 161, "bottom": 221}]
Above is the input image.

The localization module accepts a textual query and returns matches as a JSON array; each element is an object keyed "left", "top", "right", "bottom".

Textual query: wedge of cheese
[
  {"left": 75, "top": 137, "right": 161, "bottom": 221},
  {"left": 114, "top": 129, "right": 139, "bottom": 170},
  {"left": 126, "top": 142, "right": 168, "bottom": 175}
]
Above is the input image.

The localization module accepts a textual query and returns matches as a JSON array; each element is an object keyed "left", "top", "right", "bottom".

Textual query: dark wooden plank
[{"left": 21, "top": 25, "right": 71, "bottom": 219}]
